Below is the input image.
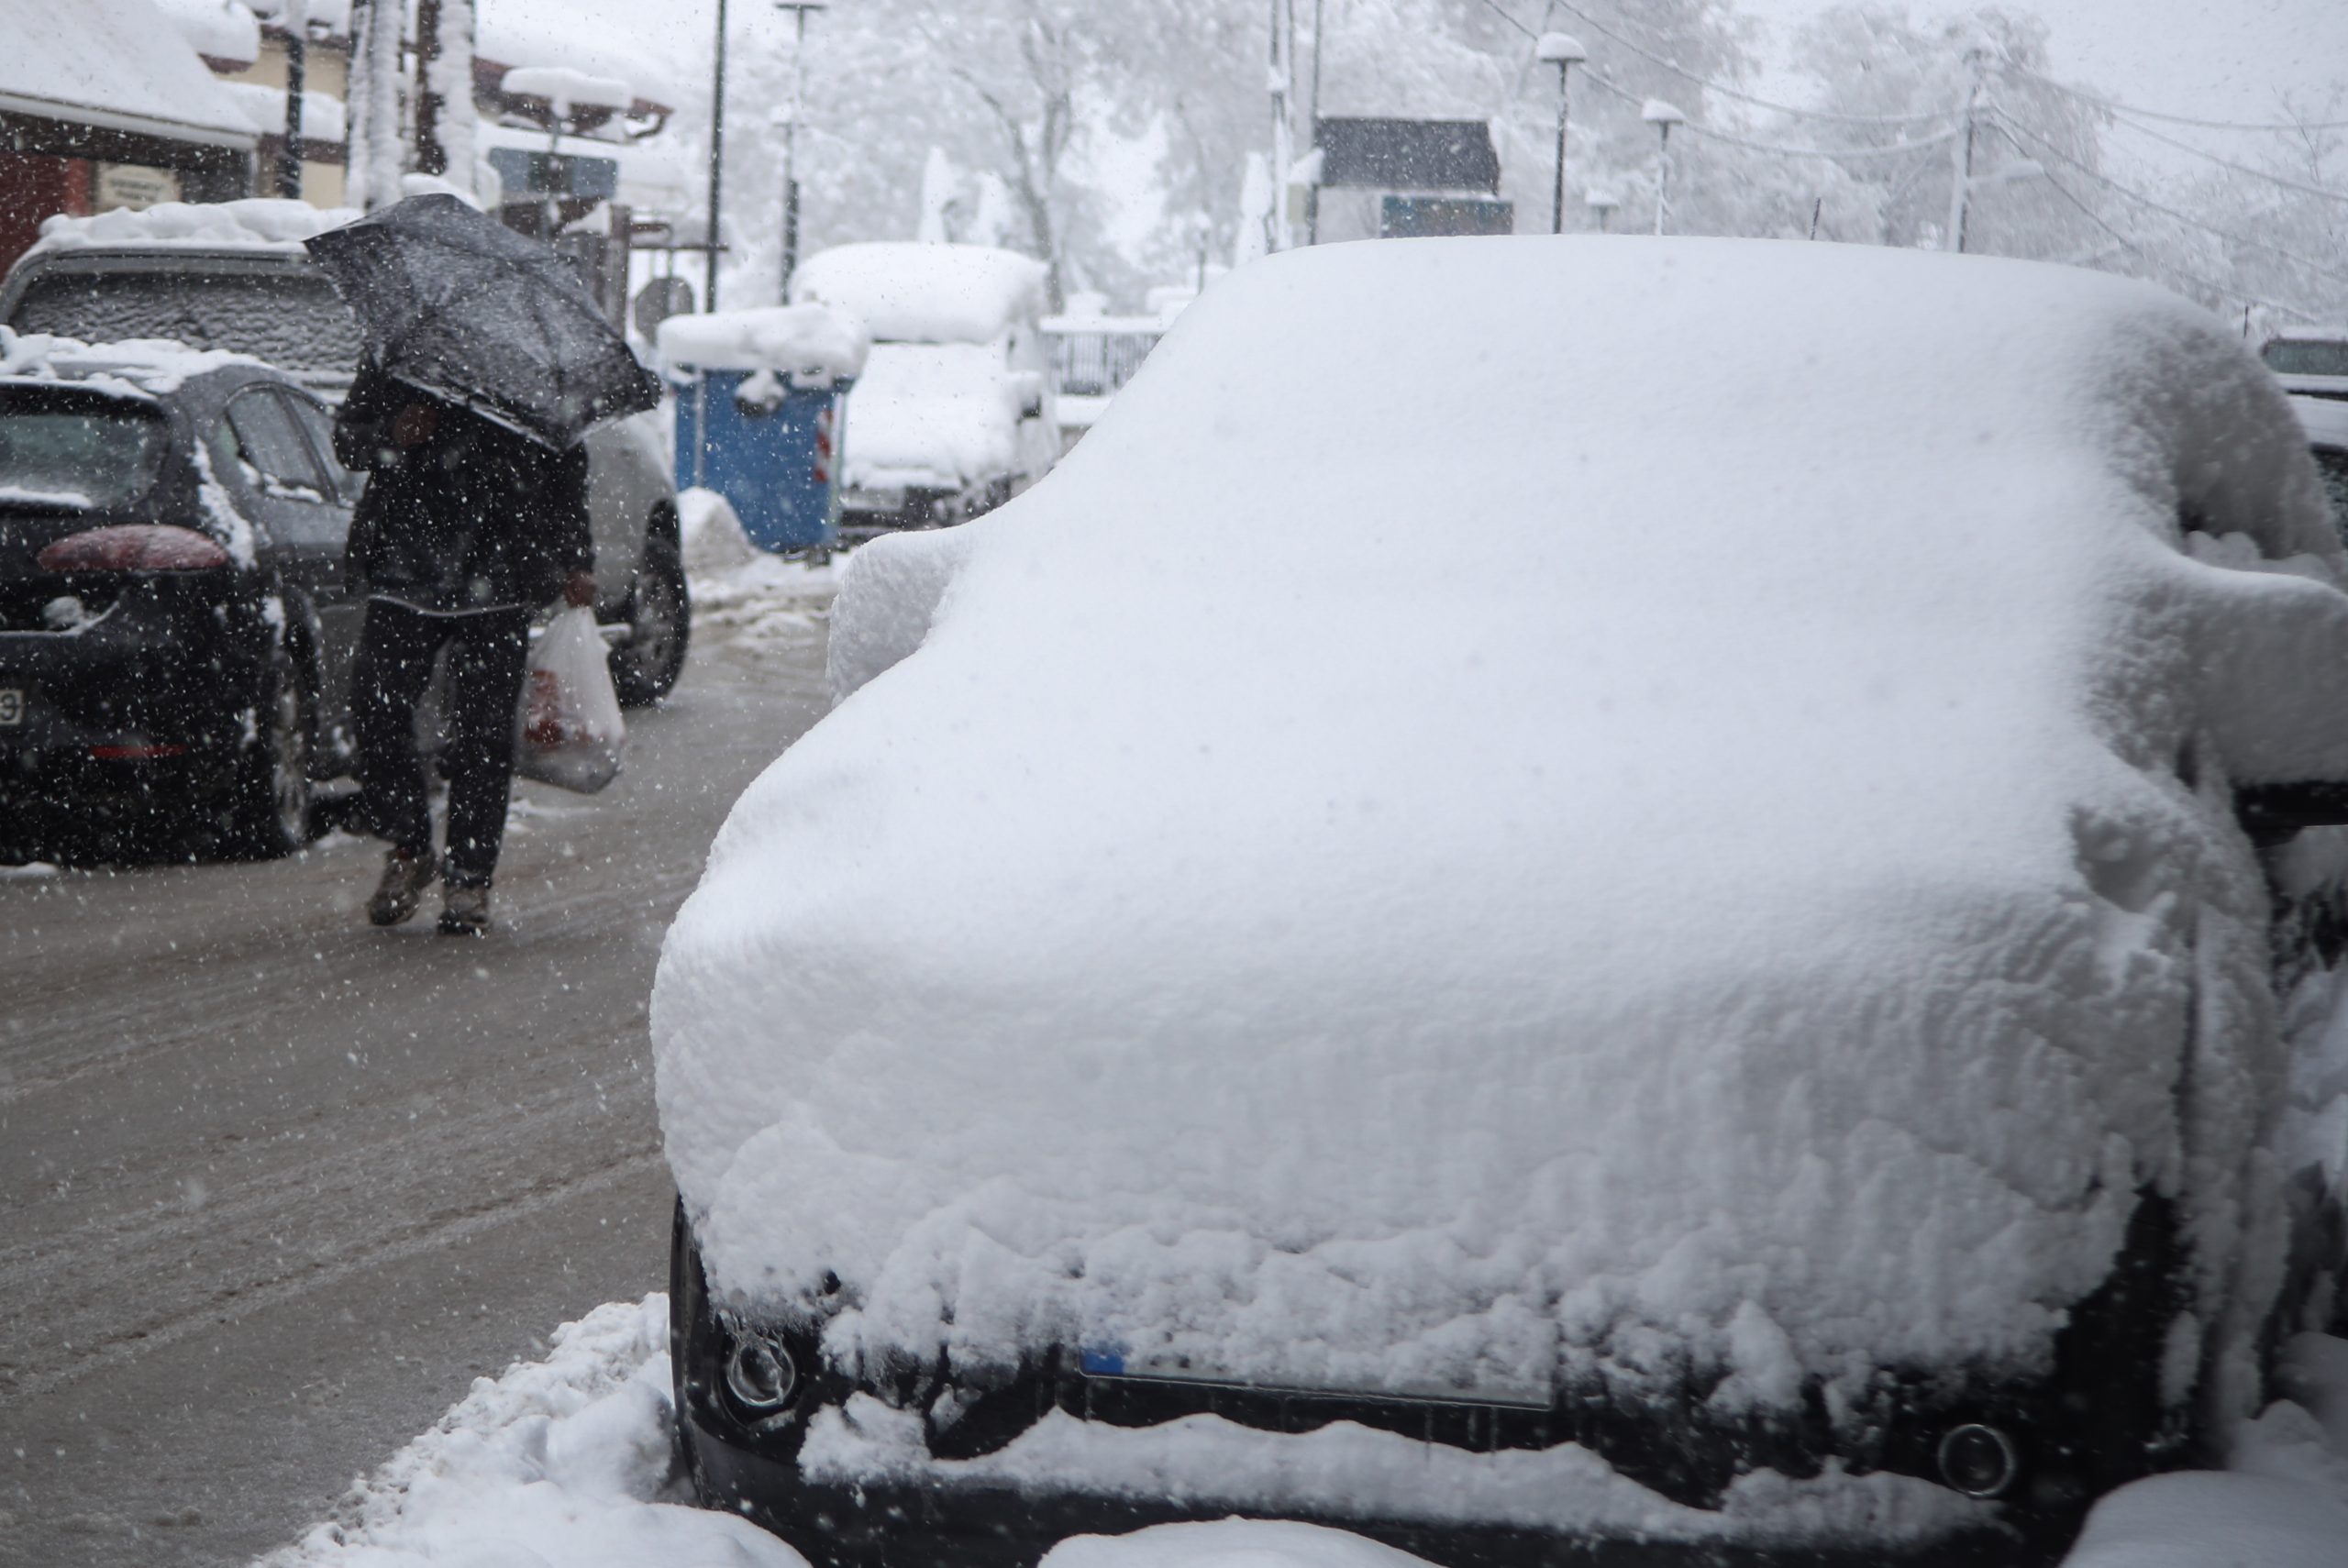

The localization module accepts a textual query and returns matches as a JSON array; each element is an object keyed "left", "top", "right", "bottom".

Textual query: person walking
[{"left": 337, "top": 360, "right": 594, "bottom": 935}]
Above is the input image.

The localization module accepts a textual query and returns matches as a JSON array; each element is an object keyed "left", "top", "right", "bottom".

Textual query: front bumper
[{"left": 670, "top": 1215, "right": 2075, "bottom": 1568}]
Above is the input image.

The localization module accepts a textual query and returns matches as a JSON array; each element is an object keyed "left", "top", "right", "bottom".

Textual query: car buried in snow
[
  {"left": 653, "top": 237, "right": 2348, "bottom": 1567},
  {"left": 0, "top": 333, "right": 354, "bottom": 858}
]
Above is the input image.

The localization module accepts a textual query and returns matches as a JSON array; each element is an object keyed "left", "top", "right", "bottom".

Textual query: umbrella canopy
[{"left": 305, "top": 194, "right": 660, "bottom": 447}]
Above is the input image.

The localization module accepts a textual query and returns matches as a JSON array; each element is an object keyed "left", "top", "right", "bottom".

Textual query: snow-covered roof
[
  {"left": 789, "top": 243, "right": 1047, "bottom": 345},
  {"left": 29, "top": 198, "right": 360, "bottom": 259},
  {"left": 657, "top": 304, "right": 869, "bottom": 382},
  {"left": 0, "top": 0, "right": 260, "bottom": 149},
  {"left": 473, "top": 17, "right": 681, "bottom": 112},
  {"left": 656, "top": 238, "right": 2345, "bottom": 1445},
  {"left": 150, "top": 0, "right": 260, "bottom": 65},
  {"left": 0, "top": 324, "right": 267, "bottom": 394},
  {"left": 500, "top": 65, "right": 634, "bottom": 115}
]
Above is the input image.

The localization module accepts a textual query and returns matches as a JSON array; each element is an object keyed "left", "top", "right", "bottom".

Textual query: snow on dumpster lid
[
  {"left": 789, "top": 242, "right": 1046, "bottom": 345},
  {"left": 657, "top": 304, "right": 869, "bottom": 383},
  {"left": 29, "top": 197, "right": 360, "bottom": 259},
  {"left": 656, "top": 237, "right": 2346, "bottom": 1447}
]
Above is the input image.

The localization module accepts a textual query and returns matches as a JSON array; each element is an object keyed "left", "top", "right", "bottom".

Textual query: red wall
[{"left": 0, "top": 153, "right": 91, "bottom": 280}]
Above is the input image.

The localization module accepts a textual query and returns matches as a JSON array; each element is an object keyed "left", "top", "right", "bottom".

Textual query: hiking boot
[
  {"left": 437, "top": 881, "right": 492, "bottom": 937},
  {"left": 367, "top": 847, "right": 439, "bottom": 926}
]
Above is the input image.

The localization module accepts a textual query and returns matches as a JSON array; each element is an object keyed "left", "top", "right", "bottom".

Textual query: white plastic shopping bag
[{"left": 514, "top": 606, "right": 626, "bottom": 793}]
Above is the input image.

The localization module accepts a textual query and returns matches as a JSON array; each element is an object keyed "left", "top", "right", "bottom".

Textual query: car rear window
[
  {"left": 2265, "top": 338, "right": 2348, "bottom": 378},
  {"left": 9, "top": 269, "right": 364, "bottom": 378},
  {"left": 0, "top": 390, "right": 169, "bottom": 509}
]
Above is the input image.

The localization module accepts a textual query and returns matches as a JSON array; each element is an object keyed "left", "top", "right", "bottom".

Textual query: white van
[{"left": 789, "top": 242, "right": 1057, "bottom": 537}]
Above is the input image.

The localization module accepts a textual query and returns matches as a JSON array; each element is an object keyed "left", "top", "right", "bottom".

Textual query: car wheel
[
  {"left": 225, "top": 641, "right": 316, "bottom": 859},
  {"left": 611, "top": 532, "right": 690, "bottom": 707}
]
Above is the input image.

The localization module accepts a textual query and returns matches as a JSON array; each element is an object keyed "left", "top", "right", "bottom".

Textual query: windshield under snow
[
  {"left": 0, "top": 392, "right": 167, "bottom": 508},
  {"left": 9, "top": 270, "right": 364, "bottom": 379}
]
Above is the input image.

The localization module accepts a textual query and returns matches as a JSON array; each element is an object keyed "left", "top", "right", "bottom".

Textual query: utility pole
[
  {"left": 1304, "top": 0, "right": 1324, "bottom": 244},
  {"left": 774, "top": 0, "right": 826, "bottom": 301},
  {"left": 1643, "top": 99, "right": 1684, "bottom": 237},
  {"left": 276, "top": 0, "right": 308, "bottom": 199},
  {"left": 1944, "top": 45, "right": 1988, "bottom": 255},
  {"left": 1268, "top": 0, "right": 1293, "bottom": 252},
  {"left": 415, "top": 0, "right": 446, "bottom": 176},
  {"left": 706, "top": 0, "right": 729, "bottom": 312},
  {"left": 1535, "top": 33, "right": 1586, "bottom": 235}
]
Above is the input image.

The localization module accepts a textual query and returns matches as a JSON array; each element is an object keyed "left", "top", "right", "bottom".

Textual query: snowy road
[{"left": 0, "top": 599, "right": 829, "bottom": 1568}]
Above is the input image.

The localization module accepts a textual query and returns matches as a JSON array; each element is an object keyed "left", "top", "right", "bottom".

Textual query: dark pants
[{"left": 352, "top": 599, "right": 530, "bottom": 886}]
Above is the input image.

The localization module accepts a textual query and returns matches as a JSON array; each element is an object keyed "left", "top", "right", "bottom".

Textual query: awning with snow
[
  {"left": 0, "top": 0, "right": 260, "bottom": 155},
  {"left": 1313, "top": 117, "right": 1501, "bottom": 193}
]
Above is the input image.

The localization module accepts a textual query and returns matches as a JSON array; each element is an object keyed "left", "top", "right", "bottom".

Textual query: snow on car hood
[
  {"left": 837, "top": 342, "right": 1018, "bottom": 491},
  {"left": 655, "top": 237, "right": 2348, "bottom": 1423}
]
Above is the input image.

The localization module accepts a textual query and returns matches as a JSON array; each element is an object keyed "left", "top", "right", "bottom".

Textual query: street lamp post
[
  {"left": 1585, "top": 190, "right": 1619, "bottom": 233},
  {"left": 706, "top": 0, "right": 729, "bottom": 311},
  {"left": 1534, "top": 32, "right": 1585, "bottom": 235},
  {"left": 1642, "top": 98, "right": 1685, "bottom": 237},
  {"left": 775, "top": 0, "right": 827, "bottom": 301}
]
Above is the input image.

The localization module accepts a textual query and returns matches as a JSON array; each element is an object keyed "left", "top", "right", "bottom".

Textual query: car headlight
[{"left": 723, "top": 1331, "right": 799, "bottom": 1417}]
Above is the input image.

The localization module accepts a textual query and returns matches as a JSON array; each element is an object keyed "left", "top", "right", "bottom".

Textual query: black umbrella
[{"left": 305, "top": 193, "right": 661, "bottom": 447}]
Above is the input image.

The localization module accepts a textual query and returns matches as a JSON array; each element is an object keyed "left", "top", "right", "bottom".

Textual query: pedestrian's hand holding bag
[{"left": 515, "top": 607, "right": 626, "bottom": 793}]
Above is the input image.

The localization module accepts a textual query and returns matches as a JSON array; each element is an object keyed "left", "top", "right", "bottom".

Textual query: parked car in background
[
  {"left": 788, "top": 241, "right": 1057, "bottom": 538},
  {"left": 655, "top": 237, "right": 2348, "bottom": 1567},
  {"left": 2295, "top": 393, "right": 2348, "bottom": 543},
  {"left": 0, "top": 334, "right": 355, "bottom": 859},
  {"left": 2263, "top": 327, "right": 2348, "bottom": 402},
  {"left": 0, "top": 199, "right": 688, "bottom": 704}
]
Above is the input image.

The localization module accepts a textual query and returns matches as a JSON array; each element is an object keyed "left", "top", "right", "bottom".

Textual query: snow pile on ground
[
  {"left": 659, "top": 305, "right": 870, "bottom": 387},
  {"left": 659, "top": 237, "right": 2347, "bottom": 1450},
  {"left": 679, "top": 488, "right": 836, "bottom": 652},
  {"left": 29, "top": 197, "right": 360, "bottom": 259},
  {"left": 260, "top": 1295, "right": 800, "bottom": 1568},
  {"left": 266, "top": 1313, "right": 2348, "bottom": 1566},
  {"left": 790, "top": 242, "right": 1046, "bottom": 345}
]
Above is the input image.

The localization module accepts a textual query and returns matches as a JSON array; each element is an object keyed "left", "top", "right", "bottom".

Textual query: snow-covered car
[
  {"left": 788, "top": 241, "right": 1057, "bottom": 538},
  {"left": 2265, "top": 327, "right": 2348, "bottom": 403},
  {"left": 0, "top": 199, "right": 689, "bottom": 704},
  {"left": 653, "top": 237, "right": 2348, "bottom": 1566},
  {"left": 0, "top": 332, "right": 354, "bottom": 858},
  {"left": 2294, "top": 393, "right": 2348, "bottom": 542}
]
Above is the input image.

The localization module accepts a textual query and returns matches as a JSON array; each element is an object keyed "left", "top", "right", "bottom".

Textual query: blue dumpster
[{"left": 658, "top": 305, "right": 869, "bottom": 554}]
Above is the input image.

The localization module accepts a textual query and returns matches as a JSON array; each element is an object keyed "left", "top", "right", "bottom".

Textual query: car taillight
[{"left": 36, "top": 525, "right": 231, "bottom": 572}]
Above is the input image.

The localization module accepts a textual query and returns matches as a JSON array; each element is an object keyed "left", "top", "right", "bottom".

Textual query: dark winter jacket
[{"left": 336, "top": 362, "right": 593, "bottom": 613}]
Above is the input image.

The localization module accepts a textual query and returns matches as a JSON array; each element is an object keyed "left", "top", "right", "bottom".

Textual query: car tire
[
  {"left": 611, "top": 531, "right": 689, "bottom": 707},
  {"left": 224, "top": 640, "right": 316, "bottom": 859}
]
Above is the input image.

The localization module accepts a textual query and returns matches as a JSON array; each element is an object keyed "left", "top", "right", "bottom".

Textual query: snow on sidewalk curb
[
  {"left": 262, "top": 1295, "right": 2348, "bottom": 1568},
  {"left": 259, "top": 1295, "right": 801, "bottom": 1568}
]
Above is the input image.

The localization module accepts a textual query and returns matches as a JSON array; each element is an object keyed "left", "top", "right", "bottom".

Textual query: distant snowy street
[{"left": 263, "top": 1297, "right": 2348, "bottom": 1568}]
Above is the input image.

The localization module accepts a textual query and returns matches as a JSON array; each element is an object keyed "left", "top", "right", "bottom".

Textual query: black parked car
[{"left": 0, "top": 339, "right": 362, "bottom": 859}]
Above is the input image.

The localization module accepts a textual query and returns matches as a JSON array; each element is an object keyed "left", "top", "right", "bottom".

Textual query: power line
[
  {"left": 2097, "top": 108, "right": 2348, "bottom": 206},
  {"left": 1995, "top": 111, "right": 2348, "bottom": 287},
  {"left": 1546, "top": 0, "right": 1957, "bottom": 127},
  {"left": 2002, "top": 61, "right": 2348, "bottom": 134},
  {"left": 1579, "top": 68, "right": 1958, "bottom": 161},
  {"left": 2025, "top": 159, "right": 2323, "bottom": 325}
]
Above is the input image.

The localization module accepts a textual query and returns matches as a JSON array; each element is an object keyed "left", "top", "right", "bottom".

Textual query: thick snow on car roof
[
  {"left": 28, "top": 197, "right": 360, "bottom": 259},
  {"left": 789, "top": 242, "right": 1047, "bottom": 344},
  {"left": 656, "top": 238, "right": 2348, "bottom": 1447}
]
